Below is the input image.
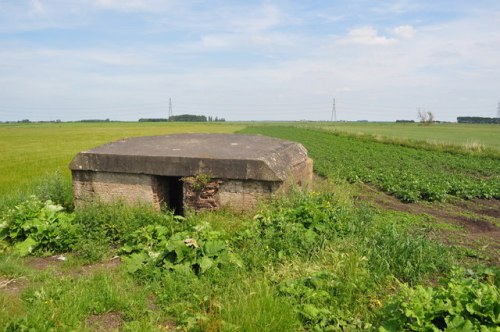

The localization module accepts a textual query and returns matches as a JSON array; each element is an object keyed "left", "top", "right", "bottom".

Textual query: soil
[
  {"left": 357, "top": 184, "right": 500, "bottom": 265},
  {"left": 26, "top": 255, "right": 65, "bottom": 270},
  {"left": 24, "top": 255, "right": 121, "bottom": 276},
  {"left": 75, "top": 256, "right": 121, "bottom": 276},
  {"left": 0, "top": 277, "right": 26, "bottom": 295},
  {"left": 85, "top": 311, "right": 122, "bottom": 331}
]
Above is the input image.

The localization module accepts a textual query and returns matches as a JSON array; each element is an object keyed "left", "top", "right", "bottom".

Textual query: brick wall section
[
  {"left": 72, "top": 171, "right": 161, "bottom": 208},
  {"left": 183, "top": 179, "right": 223, "bottom": 210}
]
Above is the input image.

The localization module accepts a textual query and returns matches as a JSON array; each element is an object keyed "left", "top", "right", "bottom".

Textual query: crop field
[
  {"left": 0, "top": 122, "right": 499, "bottom": 331},
  {"left": 302, "top": 122, "right": 500, "bottom": 150},
  {"left": 242, "top": 126, "right": 500, "bottom": 202}
]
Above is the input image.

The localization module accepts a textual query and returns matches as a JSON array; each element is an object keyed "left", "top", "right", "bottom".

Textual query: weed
[
  {"left": 380, "top": 266, "right": 500, "bottom": 331},
  {"left": 0, "top": 196, "right": 77, "bottom": 256},
  {"left": 33, "top": 171, "right": 74, "bottom": 211}
]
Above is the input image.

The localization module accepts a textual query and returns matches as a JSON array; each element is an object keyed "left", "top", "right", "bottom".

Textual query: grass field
[
  {"left": 304, "top": 122, "right": 500, "bottom": 150},
  {"left": 0, "top": 122, "right": 244, "bottom": 196},
  {"left": 0, "top": 122, "right": 499, "bottom": 331}
]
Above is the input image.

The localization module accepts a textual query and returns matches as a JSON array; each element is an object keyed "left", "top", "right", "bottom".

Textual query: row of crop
[{"left": 241, "top": 126, "right": 500, "bottom": 202}]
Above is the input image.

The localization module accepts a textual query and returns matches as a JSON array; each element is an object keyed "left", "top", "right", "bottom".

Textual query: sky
[{"left": 0, "top": 0, "right": 499, "bottom": 122}]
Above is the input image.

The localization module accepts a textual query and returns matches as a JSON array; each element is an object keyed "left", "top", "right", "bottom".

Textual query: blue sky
[{"left": 0, "top": 0, "right": 499, "bottom": 121}]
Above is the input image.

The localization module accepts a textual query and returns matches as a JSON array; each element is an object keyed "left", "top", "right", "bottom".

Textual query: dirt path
[{"left": 358, "top": 184, "right": 500, "bottom": 265}]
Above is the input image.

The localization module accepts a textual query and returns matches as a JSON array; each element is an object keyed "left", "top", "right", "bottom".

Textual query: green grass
[
  {"left": 304, "top": 122, "right": 500, "bottom": 150},
  {"left": 0, "top": 122, "right": 244, "bottom": 196},
  {"left": 0, "top": 270, "right": 161, "bottom": 331}
]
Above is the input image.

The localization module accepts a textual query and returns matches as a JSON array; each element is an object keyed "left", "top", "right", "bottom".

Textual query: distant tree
[
  {"left": 138, "top": 118, "right": 168, "bottom": 122},
  {"left": 169, "top": 114, "right": 207, "bottom": 122},
  {"left": 417, "top": 110, "right": 434, "bottom": 125},
  {"left": 457, "top": 116, "right": 500, "bottom": 124}
]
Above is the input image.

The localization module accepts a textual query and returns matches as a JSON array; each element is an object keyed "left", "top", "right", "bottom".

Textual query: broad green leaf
[
  {"left": 204, "top": 240, "right": 225, "bottom": 256},
  {"left": 123, "top": 252, "right": 148, "bottom": 273},
  {"left": 13, "top": 236, "right": 38, "bottom": 256},
  {"left": 198, "top": 256, "right": 214, "bottom": 273}
]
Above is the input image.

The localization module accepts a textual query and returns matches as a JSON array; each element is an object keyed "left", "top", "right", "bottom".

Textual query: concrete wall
[{"left": 72, "top": 155, "right": 313, "bottom": 213}]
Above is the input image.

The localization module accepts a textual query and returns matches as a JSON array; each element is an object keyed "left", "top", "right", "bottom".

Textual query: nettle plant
[
  {"left": 119, "top": 221, "right": 242, "bottom": 276},
  {"left": 0, "top": 196, "right": 77, "bottom": 256}
]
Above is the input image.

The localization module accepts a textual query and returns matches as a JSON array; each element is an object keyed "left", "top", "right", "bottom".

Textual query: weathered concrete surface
[
  {"left": 69, "top": 134, "right": 309, "bottom": 182},
  {"left": 70, "top": 134, "right": 313, "bottom": 212}
]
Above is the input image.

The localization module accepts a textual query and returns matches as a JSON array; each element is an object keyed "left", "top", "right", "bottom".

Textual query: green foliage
[
  {"left": 181, "top": 172, "right": 212, "bottom": 192},
  {"left": 168, "top": 114, "right": 207, "bottom": 122},
  {"left": 239, "top": 192, "right": 355, "bottom": 264},
  {"left": 0, "top": 196, "right": 77, "bottom": 256},
  {"left": 33, "top": 171, "right": 74, "bottom": 211},
  {"left": 380, "top": 267, "right": 500, "bottom": 331},
  {"left": 362, "top": 219, "right": 451, "bottom": 285},
  {"left": 120, "top": 221, "right": 242, "bottom": 276},
  {"left": 241, "top": 126, "right": 500, "bottom": 202},
  {"left": 72, "top": 201, "right": 168, "bottom": 261},
  {"left": 0, "top": 182, "right": 494, "bottom": 331},
  {"left": 278, "top": 269, "right": 373, "bottom": 331}
]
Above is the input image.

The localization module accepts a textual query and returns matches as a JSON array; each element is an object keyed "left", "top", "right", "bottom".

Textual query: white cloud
[
  {"left": 341, "top": 27, "right": 397, "bottom": 45},
  {"left": 393, "top": 25, "right": 415, "bottom": 38}
]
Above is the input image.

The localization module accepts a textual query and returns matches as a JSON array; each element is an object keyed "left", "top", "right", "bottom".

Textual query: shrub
[{"left": 0, "top": 196, "right": 77, "bottom": 256}]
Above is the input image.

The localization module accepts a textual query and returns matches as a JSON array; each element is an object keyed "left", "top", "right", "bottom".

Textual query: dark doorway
[{"left": 156, "top": 176, "right": 184, "bottom": 215}]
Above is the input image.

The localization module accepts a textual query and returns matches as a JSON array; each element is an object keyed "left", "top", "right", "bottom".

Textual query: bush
[{"left": 0, "top": 196, "right": 77, "bottom": 256}]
